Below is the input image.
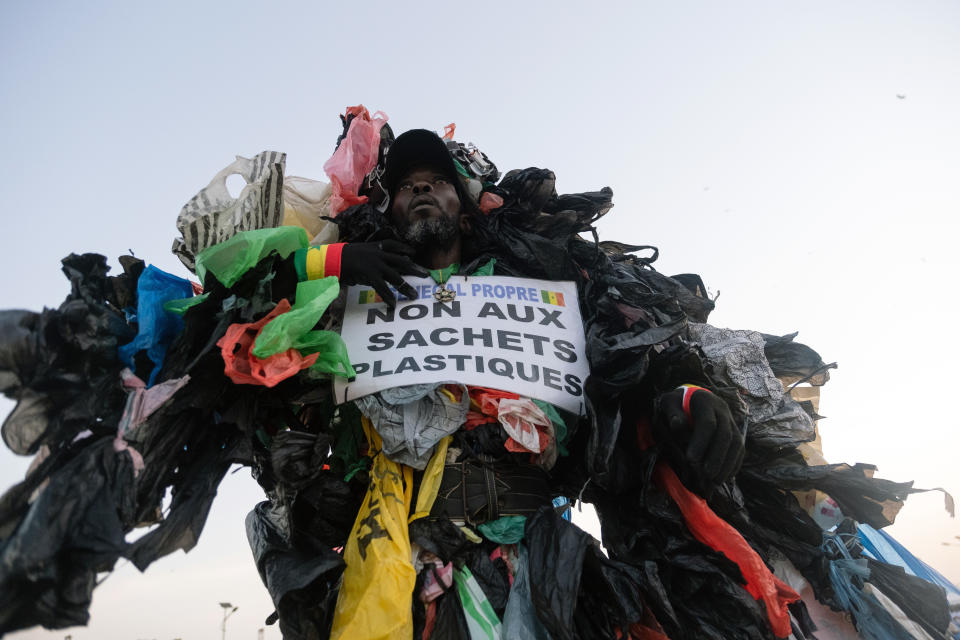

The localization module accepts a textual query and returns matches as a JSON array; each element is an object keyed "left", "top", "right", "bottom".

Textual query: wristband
[
  {"left": 295, "top": 243, "right": 346, "bottom": 281},
  {"left": 677, "top": 384, "right": 709, "bottom": 422}
]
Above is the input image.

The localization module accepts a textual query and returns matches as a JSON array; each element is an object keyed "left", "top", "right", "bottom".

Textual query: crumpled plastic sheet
[
  {"left": 156, "top": 252, "right": 298, "bottom": 380},
  {"left": 761, "top": 332, "right": 836, "bottom": 386},
  {"left": 246, "top": 501, "right": 345, "bottom": 640},
  {"left": 355, "top": 383, "right": 469, "bottom": 469},
  {"left": 172, "top": 150, "right": 287, "bottom": 272},
  {"left": 117, "top": 264, "right": 195, "bottom": 386},
  {"left": 687, "top": 323, "right": 815, "bottom": 450}
]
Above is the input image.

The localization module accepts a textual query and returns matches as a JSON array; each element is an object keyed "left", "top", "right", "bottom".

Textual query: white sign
[{"left": 334, "top": 275, "right": 589, "bottom": 414}]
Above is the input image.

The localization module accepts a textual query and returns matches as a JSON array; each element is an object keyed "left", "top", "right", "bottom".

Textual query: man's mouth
[{"left": 410, "top": 196, "right": 438, "bottom": 214}]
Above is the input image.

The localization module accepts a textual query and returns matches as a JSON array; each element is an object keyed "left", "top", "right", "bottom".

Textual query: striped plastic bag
[
  {"left": 454, "top": 565, "right": 504, "bottom": 640},
  {"left": 173, "top": 150, "right": 286, "bottom": 271}
]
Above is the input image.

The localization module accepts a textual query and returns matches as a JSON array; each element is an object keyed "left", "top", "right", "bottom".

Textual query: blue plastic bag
[{"left": 118, "top": 265, "right": 194, "bottom": 386}]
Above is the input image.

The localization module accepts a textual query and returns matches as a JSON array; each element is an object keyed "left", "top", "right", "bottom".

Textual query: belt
[{"left": 429, "top": 459, "right": 554, "bottom": 525}]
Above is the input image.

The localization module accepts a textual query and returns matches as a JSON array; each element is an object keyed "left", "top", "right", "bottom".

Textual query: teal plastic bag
[
  {"left": 194, "top": 226, "right": 308, "bottom": 288},
  {"left": 252, "top": 277, "right": 355, "bottom": 378},
  {"left": 477, "top": 516, "right": 526, "bottom": 544}
]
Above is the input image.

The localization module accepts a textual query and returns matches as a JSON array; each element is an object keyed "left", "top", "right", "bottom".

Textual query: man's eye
[{"left": 435, "top": 177, "right": 448, "bottom": 184}]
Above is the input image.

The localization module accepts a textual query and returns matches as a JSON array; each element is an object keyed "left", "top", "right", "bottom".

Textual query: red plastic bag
[
  {"left": 217, "top": 300, "right": 319, "bottom": 387},
  {"left": 637, "top": 419, "right": 800, "bottom": 638},
  {"left": 323, "top": 105, "right": 388, "bottom": 215}
]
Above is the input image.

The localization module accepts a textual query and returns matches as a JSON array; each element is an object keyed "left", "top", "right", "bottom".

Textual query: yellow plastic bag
[
  {"left": 330, "top": 418, "right": 416, "bottom": 640},
  {"left": 409, "top": 435, "right": 451, "bottom": 523}
]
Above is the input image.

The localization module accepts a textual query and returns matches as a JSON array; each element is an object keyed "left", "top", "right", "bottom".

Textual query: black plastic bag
[
  {"left": 246, "top": 501, "right": 345, "bottom": 640},
  {"left": 525, "top": 506, "right": 646, "bottom": 640},
  {"left": 867, "top": 558, "right": 951, "bottom": 638},
  {"left": 0, "top": 439, "right": 137, "bottom": 635}
]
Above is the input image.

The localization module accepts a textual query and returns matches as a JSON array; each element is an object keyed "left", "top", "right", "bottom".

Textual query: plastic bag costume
[{"left": 0, "top": 106, "right": 956, "bottom": 640}]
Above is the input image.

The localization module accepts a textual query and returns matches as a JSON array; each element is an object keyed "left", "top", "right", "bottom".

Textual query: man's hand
[
  {"left": 340, "top": 240, "right": 429, "bottom": 308},
  {"left": 654, "top": 387, "right": 745, "bottom": 486}
]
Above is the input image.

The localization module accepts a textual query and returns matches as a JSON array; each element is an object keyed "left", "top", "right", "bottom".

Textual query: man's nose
[{"left": 412, "top": 181, "right": 432, "bottom": 194}]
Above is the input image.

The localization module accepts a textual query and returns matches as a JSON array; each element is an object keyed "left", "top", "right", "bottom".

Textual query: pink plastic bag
[{"left": 323, "top": 105, "right": 388, "bottom": 215}]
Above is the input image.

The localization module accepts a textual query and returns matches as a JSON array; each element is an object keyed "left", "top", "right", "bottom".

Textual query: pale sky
[{"left": 2, "top": 2, "right": 959, "bottom": 639}]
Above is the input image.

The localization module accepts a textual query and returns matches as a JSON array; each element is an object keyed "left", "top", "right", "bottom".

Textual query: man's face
[{"left": 390, "top": 166, "right": 466, "bottom": 251}]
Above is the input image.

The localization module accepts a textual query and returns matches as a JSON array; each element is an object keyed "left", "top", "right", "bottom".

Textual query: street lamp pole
[{"left": 218, "top": 602, "right": 238, "bottom": 640}]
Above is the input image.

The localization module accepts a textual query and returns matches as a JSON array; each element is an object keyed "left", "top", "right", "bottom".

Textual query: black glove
[
  {"left": 339, "top": 240, "right": 429, "bottom": 308},
  {"left": 654, "top": 387, "right": 745, "bottom": 486}
]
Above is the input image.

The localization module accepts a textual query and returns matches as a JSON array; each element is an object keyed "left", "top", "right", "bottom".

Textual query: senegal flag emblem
[
  {"left": 358, "top": 290, "right": 382, "bottom": 304},
  {"left": 539, "top": 290, "right": 565, "bottom": 306}
]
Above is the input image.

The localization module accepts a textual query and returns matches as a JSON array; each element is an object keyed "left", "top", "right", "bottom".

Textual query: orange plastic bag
[
  {"left": 217, "top": 300, "right": 318, "bottom": 387},
  {"left": 323, "top": 105, "right": 388, "bottom": 215}
]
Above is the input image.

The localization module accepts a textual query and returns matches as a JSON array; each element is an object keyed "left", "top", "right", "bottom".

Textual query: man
[
  {"left": 290, "top": 127, "right": 747, "bottom": 639},
  {"left": 304, "top": 128, "right": 745, "bottom": 487}
]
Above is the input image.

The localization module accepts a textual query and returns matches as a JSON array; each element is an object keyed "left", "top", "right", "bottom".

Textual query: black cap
[{"left": 382, "top": 129, "right": 460, "bottom": 196}]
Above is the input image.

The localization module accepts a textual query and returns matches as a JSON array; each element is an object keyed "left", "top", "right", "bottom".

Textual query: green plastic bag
[
  {"left": 194, "top": 226, "right": 308, "bottom": 288},
  {"left": 163, "top": 292, "right": 209, "bottom": 316},
  {"left": 252, "top": 277, "right": 355, "bottom": 378}
]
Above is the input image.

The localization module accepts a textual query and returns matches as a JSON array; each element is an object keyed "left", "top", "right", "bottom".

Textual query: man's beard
[{"left": 401, "top": 217, "right": 459, "bottom": 251}]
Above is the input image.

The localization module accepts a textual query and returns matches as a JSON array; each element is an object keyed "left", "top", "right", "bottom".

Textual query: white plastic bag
[
  {"left": 282, "top": 176, "right": 339, "bottom": 244},
  {"left": 172, "top": 151, "right": 286, "bottom": 271}
]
